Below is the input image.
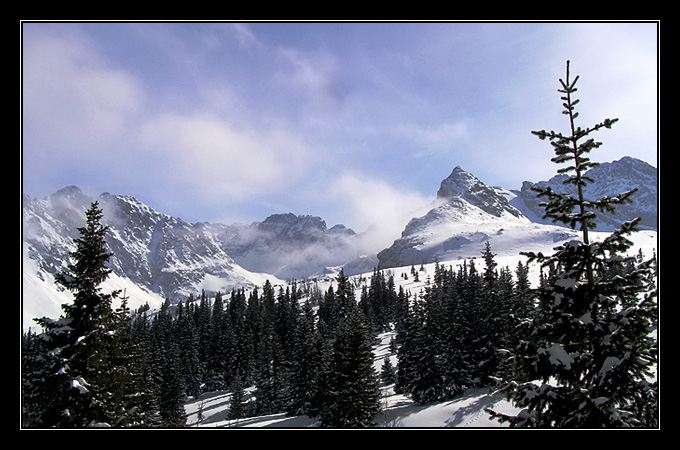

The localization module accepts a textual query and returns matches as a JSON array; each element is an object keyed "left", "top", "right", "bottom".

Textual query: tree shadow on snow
[{"left": 443, "top": 389, "right": 505, "bottom": 427}]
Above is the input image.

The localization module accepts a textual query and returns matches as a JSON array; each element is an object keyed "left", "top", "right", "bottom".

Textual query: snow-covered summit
[
  {"left": 377, "top": 158, "right": 656, "bottom": 269},
  {"left": 437, "top": 166, "right": 524, "bottom": 219}
]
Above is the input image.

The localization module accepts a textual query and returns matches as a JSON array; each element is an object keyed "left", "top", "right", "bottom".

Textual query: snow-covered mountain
[
  {"left": 22, "top": 156, "right": 657, "bottom": 330},
  {"left": 377, "top": 157, "right": 657, "bottom": 269},
  {"left": 377, "top": 167, "right": 573, "bottom": 268},
  {"left": 22, "top": 187, "right": 282, "bottom": 329},
  {"left": 512, "top": 156, "right": 658, "bottom": 231},
  {"left": 22, "top": 185, "right": 375, "bottom": 328}
]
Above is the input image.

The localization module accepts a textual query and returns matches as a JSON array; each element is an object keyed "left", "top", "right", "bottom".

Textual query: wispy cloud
[
  {"left": 141, "top": 111, "right": 313, "bottom": 201},
  {"left": 329, "top": 172, "right": 433, "bottom": 252},
  {"left": 228, "top": 23, "right": 262, "bottom": 49},
  {"left": 407, "top": 120, "right": 472, "bottom": 158},
  {"left": 273, "top": 47, "right": 345, "bottom": 111},
  {"left": 22, "top": 25, "right": 143, "bottom": 153}
]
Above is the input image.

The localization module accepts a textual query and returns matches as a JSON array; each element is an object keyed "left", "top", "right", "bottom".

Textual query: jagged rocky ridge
[
  {"left": 204, "top": 213, "right": 369, "bottom": 279},
  {"left": 22, "top": 156, "right": 657, "bottom": 319},
  {"left": 377, "top": 157, "right": 657, "bottom": 268},
  {"left": 22, "top": 187, "right": 368, "bottom": 308},
  {"left": 511, "top": 156, "right": 657, "bottom": 231},
  {"left": 24, "top": 187, "right": 273, "bottom": 304}
]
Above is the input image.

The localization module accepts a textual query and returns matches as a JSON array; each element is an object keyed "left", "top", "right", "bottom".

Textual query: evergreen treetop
[
  {"left": 29, "top": 201, "right": 129, "bottom": 427},
  {"left": 530, "top": 60, "right": 635, "bottom": 246}
]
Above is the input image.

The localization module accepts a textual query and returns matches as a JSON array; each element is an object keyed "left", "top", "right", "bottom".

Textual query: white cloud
[
  {"left": 141, "top": 112, "right": 312, "bottom": 200},
  {"left": 274, "top": 47, "right": 346, "bottom": 112},
  {"left": 22, "top": 27, "right": 142, "bottom": 151},
  {"left": 228, "top": 23, "right": 262, "bottom": 49},
  {"left": 329, "top": 172, "right": 432, "bottom": 252}
]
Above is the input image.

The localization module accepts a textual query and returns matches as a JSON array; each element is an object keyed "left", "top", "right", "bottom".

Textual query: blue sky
[{"left": 22, "top": 21, "right": 658, "bottom": 237}]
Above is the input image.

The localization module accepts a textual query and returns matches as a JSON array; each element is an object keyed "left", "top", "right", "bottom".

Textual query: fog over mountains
[{"left": 22, "top": 156, "right": 657, "bottom": 328}]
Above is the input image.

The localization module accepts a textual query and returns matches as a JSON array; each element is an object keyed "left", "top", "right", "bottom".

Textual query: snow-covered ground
[
  {"left": 183, "top": 382, "right": 519, "bottom": 428},
  {"left": 184, "top": 329, "right": 521, "bottom": 428}
]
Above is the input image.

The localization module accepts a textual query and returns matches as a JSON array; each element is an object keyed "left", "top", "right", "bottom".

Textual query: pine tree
[
  {"left": 478, "top": 242, "right": 504, "bottom": 385},
  {"left": 411, "top": 288, "right": 448, "bottom": 403},
  {"left": 317, "top": 285, "right": 340, "bottom": 341},
  {"left": 28, "top": 201, "right": 128, "bottom": 427},
  {"left": 151, "top": 299, "right": 187, "bottom": 427},
  {"left": 285, "top": 299, "right": 322, "bottom": 416},
  {"left": 380, "top": 357, "right": 396, "bottom": 386},
  {"left": 229, "top": 376, "right": 247, "bottom": 421},
  {"left": 227, "top": 288, "right": 253, "bottom": 386},
  {"left": 320, "top": 295, "right": 381, "bottom": 427},
  {"left": 127, "top": 307, "right": 162, "bottom": 426},
  {"left": 106, "top": 294, "right": 141, "bottom": 426},
  {"left": 489, "top": 61, "right": 658, "bottom": 428},
  {"left": 394, "top": 294, "right": 421, "bottom": 396},
  {"left": 157, "top": 338, "right": 187, "bottom": 427},
  {"left": 254, "top": 281, "right": 286, "bottom": 415},
  {"left": 22, "top": 329, "right": 53, "bottom": 426},
  {"left": 176, "top": 300, "right": 203, "bottom": 397}
]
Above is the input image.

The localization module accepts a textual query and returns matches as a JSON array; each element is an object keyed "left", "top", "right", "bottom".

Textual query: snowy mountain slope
[
  {"left": 377, "top": 167, "right": 579, "bottom": 268},
  {"left": 22, "top": 239, "right": 166, "bottom": 332},
  {"left": 378, "top": 158, "right": 657, "bottom": 269},
  {"left": 22, "top": 187, "right": 283, "bottom": 330}
]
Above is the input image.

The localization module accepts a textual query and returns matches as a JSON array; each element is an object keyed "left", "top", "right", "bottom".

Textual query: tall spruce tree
[
  {"left": 254, "top": 281, "right": 286, "bottom": 415},
  {"left": 320, "top": 273, "right": 381, "bottom": 427},
  {"left": 489, "top": 61, "right": 658, "bottom": 428},
  {"left": 151, "top": 299, "right": 187, "bottom": 427},
  {"left": 27, "top": 201, "right": 129, "bottom": 427},
  {"left": 286, "top": 299, "right": 323, "bottom": 416},
  {"left": 127, "top": 306, "right": 162, "bottom": 426}
]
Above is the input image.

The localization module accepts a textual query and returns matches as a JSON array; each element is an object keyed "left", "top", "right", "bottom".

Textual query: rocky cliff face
[
  {"left": 512, "top": 157, "right": 657, "bottom": 231},
  {"left": 377, "top": 157, "right": 657, "bottom": 269},
  {"left": 436, "top": 166, "right": 524, "bottom": 218},
  {"left": 23, "top": 187, "right": 280, "bottom": 303}
]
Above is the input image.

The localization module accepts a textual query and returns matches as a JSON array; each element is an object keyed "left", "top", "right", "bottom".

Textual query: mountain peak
[
  {"left": 50, "top": 185, "right": 86, "bottom": 200},
  {"left": 260, "top": 213, "right": 329, "bottom": 235},
  {"left": 436, "top": 166, "right": 523, "bottom": 218},
  {"left": 516, "top": 156, "right": 657, "bottom": 230},
  {"left": 436, "top": 166, "right": 478, "bottom": 200}
]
